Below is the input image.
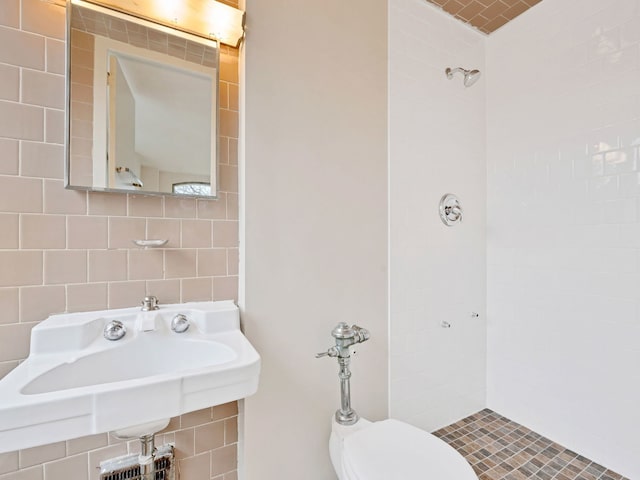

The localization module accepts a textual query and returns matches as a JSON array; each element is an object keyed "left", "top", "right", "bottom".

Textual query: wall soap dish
[{"left": 132, "top": 239, "right": 169, "bottom": 248}]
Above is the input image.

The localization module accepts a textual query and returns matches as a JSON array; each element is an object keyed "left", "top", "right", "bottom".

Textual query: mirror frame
[{"left": 64, "top": 0, "right": 221, "bottom": 199}]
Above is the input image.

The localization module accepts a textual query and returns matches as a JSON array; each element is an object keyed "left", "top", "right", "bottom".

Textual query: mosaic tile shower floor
[{"left": 433, "top": 409, "right": 629, "bottom": 480}]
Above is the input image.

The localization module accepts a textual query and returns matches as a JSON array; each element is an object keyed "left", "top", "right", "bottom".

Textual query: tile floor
[{"left": 433, "top": 409, "right": 629, "bottom": 480}]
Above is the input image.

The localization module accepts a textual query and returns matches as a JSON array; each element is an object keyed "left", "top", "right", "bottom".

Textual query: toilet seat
[{"left": 341, "top": 419, "right": 477, "bottom": 480}]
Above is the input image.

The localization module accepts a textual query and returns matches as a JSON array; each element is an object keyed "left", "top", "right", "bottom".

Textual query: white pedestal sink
[{"left": 0, "top": 300, "right": 260, "bottom": 453}]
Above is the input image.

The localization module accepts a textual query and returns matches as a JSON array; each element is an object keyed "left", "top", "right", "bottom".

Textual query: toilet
[
  {"left": 329, "top": 417, "right": 478, "bottom": 479},
  {"left": 317, "top": 322, "right": 477, "bottom": 480}
]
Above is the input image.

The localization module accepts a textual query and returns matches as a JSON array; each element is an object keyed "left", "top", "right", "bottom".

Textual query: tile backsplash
[{"left": 0, "top": 0, "right": 240, "bottom": 478}]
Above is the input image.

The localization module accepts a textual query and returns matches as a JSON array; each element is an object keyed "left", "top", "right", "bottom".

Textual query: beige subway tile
[
  {"left": 88, "top": 192, "right": 127, "bottom": 216},
  {"left": 181, "top": 277, "right": 212, "bottom": 302},
  {"left": 158, "top": 416, "right": 180, "bottom": 435},
  {"left": 182, "top": 219, "right": 212, "bottom": 248},
  {"left": 0, "top": 451, "right": 18, "bottom": 475},
  {"left": 0, "top": 288, "right": 18, "bottom": 325},
  {"left": 128, "top": 195, "right": 163, "bottom": 217},
  {"left": 0, "top": 176, "right": 42, "bottom": 213},
  {"left": 20, "top": 141, "right": 64, "bottom": 179},
  {"left": 213, "top": 276, "right": 237, "bottom": 302},
  {"left": 108, "top": 281, "right": 145, "bottom": 309},
  {"left": 218, "top": 81, "right": 228, "bottom": 109},
  {"left": 19, "top": 442, "right": 65, "bottom": 469},
  {"left": 20, "top": 214, "right": 66, "bottom": 249},
  {"left": 108, "top": 217, "right": 145, "bottom": 249},
  {"left": 0, "top": 323, "right": 34, "bottom": 361},
  {"left": 211, "top": 444, "right": 236, "bottom": 476},
  {"left": 219, "top": 54, "right": 238, "bottom": 83},
  {"left": 212, "top": 221, "right": 238, "bottom": 247},
  {"left": 0, "top": 64, "right": 19, "bottom": 101},
  {"left": 219, "top": 166, "right": 238, "bottom": 194},
  {"left": 197, "top": 249, "right": 227, "bottom": 277},
  {"left": 19, "top": 285, "right": 65, "bottom": 323},
  {"left": 67, "top": 283, "right": 107, "bottom": 312},
  {"left": 0, "top": 251, "right": 42, "bottom": 287},
  {"left": 44, "top": 179, "right": 87, "bottom": 214},
  {"left": 128, "top": 249, "right": 164, "bottom": 280},
  {"left": 44, "top": 250, "right": 87, "bottom": 284},
  {"left": 174, "top": 428, "right": 195, "bottom": 459},
  {"left": 219, "top": 110, "right": 238, "bottom": 138},
  {"left": 0, "top": 361, "right": 18, "bottom": 380},
  {"left": 44, "top": 453, "right": 88, "bottom": 480},
  {"left": 88, "top": 444, "right": 127, "bottom": 480},
  {"left": 0, "top": 465, "right": 42, "bottom": 480},
  {"left": 224, "top": 417, "right": 238, "bottom": 445},
  {"left": 179, "top": 453, "right": 210, "bottom": 479},
  {"left": 0, "top": 139, "right": 19, "bottom": 174},
  {"left": 228, "top": 139, "right": 237, "bottom": 166},
  {"left": 0, "top": 0, "right": 19, "bottom": 28},
  {"left": 212, "top": 402, "right": 237, "bottom": 420},
  {"left": 228, "top": 84, "right": 239, "bottom": 111},
  {"left": 46, "top": 39, "right": 65, "bottom": 75},
  {"left": 21, "top": 0, "right": 66, "bottom": 40},
  {"left": 146, "top": 218, "right": 180, "bottom": 248},
  {"left": 224, "top": 471, "right": 238, "bottom": 480},
  {"left": 0, "top": 27, "right": 44, "bottom": 70},
  {"left": 66, "top": 434, "right": 108, "bottom": 456},
  {"left": 67, "top": 216, "right": 107, "bottom": 249},
  {"left": 194, "top": 421, "right": 224, "bottom": 454},
  {"left": 218, "top": 137, "right": 229, "bottom": 165},
  {"left": 227, "top": 248, "right": 239, "bottom": 276},
  {"left": 45, "top": 109, "right": 64, "bottom": 144},
  {"left": 197, "top": 195, "right": 226, "bottom": 220},
  {"left": 0, "top": 214, "right": 18, "bottom": 249},
  {"left": 145, "top": 279, "right": 180, "bottom": 305},
  {"left": 21, "top": 69, "right": 65, "bottom": 109},
  {"left": 181, "top": 408, "right": 212, "bottom": 428},
  {"left": 88, "top": 250, "right": 127, "bottom": 282},
  {"left": 165, "top": 249, "right": 196, "bottom": 278},
  {"left": 164, "top": 196, "right": 196, "bottom": 218},
  {"left": 226, "top": 193, "right": 238, "bottom": 220}
]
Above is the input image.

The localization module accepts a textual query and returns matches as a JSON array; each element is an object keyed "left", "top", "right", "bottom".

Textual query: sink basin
[{"left": 0, "top": 300, "right": 260, "bottom": 453}]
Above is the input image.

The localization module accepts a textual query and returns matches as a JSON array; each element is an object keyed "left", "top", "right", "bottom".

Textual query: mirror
[{"left": 66, "top": 0, "right": 219, "bottom": 198}]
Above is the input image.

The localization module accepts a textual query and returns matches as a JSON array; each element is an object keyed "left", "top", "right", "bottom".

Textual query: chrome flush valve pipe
[{"left": 316, "top": 322, "right": 371, "bottom": 425}]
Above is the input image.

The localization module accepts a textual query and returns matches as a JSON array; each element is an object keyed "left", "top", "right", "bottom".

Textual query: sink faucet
[
  {"left": 141, "top": 296, "right": 159, "bottom": 311},
  {"left": 137, "top": 296, "right": 159, "bottom": 332}
]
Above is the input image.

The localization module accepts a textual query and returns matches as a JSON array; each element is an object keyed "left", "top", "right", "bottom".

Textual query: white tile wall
[
  {"left": 389, "top": 0, "right": 487, "bottom": 431},
  {"left": 486, "top": 0, "right": 640, "bottom": 477}
]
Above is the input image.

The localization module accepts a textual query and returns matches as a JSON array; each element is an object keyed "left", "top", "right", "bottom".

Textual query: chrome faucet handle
[
  {"left": 104, "top": 320, "right": 126, "bottom": 341},
  {"left": 171, "top": 314, "right": 190, "bottom": 333},
  {"left": 141, "top": 295, "right": 159, "bottom": 311},
  {"left": 315, "top": 346, "right": 339, "bottom": 358}
]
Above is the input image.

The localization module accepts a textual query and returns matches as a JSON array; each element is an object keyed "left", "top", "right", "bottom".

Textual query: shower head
[{"left": 445, "top": 67, "right": 481, "bottom": 87}]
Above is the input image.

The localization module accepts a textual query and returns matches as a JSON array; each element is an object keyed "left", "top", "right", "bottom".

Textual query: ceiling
[{"left": 425, "top": 0, "right": 542, "bottom": 34}]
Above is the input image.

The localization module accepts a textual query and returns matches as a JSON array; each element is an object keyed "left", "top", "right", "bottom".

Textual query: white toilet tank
[{"left": 330, "top": 418, "right": 478, "bottom": 480}]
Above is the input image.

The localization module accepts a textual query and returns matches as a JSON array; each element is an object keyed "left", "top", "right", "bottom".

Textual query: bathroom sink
[{"left": 0, "top": 300, "right": 260, "bottom": 453}]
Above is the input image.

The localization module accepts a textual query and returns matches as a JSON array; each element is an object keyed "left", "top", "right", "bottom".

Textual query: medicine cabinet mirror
[{"left": 65, "top": 0, "right": 221, "bottom": 198}]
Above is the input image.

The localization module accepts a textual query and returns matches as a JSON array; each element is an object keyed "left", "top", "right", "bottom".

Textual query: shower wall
[
  {"left": 486, "top": 0, "right": 640, "bottom": 477},
  {"left": 389, "top": 0, "right": 487, "bottom": 432}
]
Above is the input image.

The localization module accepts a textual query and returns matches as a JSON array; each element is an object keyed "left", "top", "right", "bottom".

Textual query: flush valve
[{"left": 316, "top": 322, "right": 371, "bottom": 425}]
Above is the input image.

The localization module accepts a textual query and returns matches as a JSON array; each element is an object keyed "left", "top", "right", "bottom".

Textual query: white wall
[
  {"left": 241, "top": 0, "right": 388, "bottom": 478},
  {"left": 389, "top": 0, "right": 487, "bottom": 432},
  {"left": 486, "top": 0, "right": 640, "bottom": 477}
]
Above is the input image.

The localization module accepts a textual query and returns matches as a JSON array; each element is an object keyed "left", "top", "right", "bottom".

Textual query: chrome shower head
[{"left": 445, "top": 67, "right": 481, "bottom": 87}]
